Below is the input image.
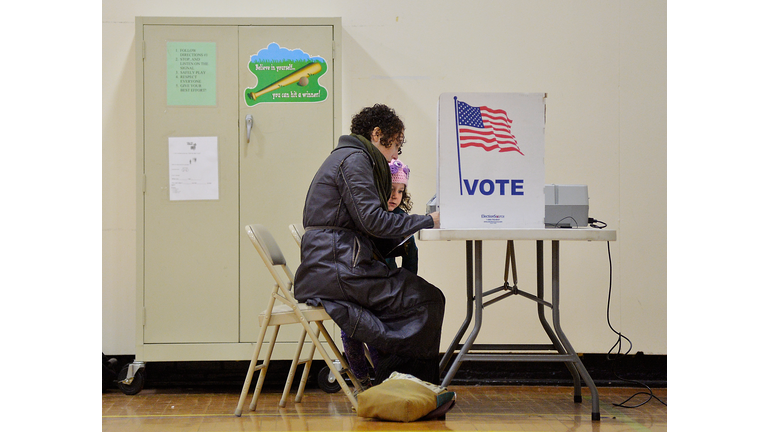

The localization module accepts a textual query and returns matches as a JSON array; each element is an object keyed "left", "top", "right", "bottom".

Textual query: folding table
[{"left": 418, "top": 228, "right": 617, "bottom": 421}]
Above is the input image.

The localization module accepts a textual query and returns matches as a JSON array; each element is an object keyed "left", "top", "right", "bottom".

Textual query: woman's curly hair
[{"left": 350, "top": 104, "right": 405, "bottom": 148}]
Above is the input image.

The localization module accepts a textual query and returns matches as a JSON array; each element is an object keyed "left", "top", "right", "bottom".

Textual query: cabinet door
[
  {"left": 140, "top": 21, "right": 337, "bottom": 352},
  {"left": 142, "top": 25, "right": 240, "bottom": 343},
  {"left": 238, "top": 25, "right": 336, "bottom": 342}
]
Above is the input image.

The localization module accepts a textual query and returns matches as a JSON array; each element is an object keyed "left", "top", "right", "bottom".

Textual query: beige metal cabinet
[{"left": 135, "top": 17, "right": 341, "bottom": 364}]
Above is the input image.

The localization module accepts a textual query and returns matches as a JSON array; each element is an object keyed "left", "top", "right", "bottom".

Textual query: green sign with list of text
[{"left": 167, "top": 42, "right": 216, "bottom": 106}]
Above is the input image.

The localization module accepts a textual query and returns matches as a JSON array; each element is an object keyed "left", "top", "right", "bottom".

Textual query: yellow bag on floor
[{"left": 357, "top": 372, "right": 456, "bottom": 422}]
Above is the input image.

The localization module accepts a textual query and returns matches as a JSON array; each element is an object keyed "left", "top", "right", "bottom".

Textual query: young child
[
  {"left": 385, "top": 159, "right": 418, "bottom": 274},
  {"left": 339, "top": 159, "right": 419, "bottom": 390}
]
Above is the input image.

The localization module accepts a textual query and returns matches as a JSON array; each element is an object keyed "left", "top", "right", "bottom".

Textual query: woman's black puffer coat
[{"left": 294, "top": 135, "right": 445, "bottom": 359}]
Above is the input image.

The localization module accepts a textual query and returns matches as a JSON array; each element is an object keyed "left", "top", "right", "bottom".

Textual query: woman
[{"left": 294, "top": 104, "right": 444, "bottom": 384}]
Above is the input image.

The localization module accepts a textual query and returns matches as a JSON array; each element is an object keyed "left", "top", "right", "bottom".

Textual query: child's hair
[{"left": 399, "top": 186, "right": 413, "bottom": 213}]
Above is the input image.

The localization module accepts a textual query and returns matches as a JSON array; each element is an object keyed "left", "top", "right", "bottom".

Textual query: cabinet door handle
[{"left": 245, "top": 114, "right": 254, "bottom": 144}]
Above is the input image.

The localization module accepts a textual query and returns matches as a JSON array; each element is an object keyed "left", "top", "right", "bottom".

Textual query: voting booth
[{"left": 437, "top": 93, "right": 546, "bottom": 229}]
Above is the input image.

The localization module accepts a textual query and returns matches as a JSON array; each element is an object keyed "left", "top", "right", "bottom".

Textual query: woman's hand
[{"left": 429, "top": 211, "right": 440, "bottom": 229}]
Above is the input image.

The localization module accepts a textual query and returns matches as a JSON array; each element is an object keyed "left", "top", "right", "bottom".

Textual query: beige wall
[{"left": 103, "top": 0, "right": 666, "bottom": 355}]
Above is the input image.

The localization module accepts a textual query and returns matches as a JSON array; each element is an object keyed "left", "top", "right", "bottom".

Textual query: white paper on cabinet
[{"left": 168, "top": 136, "right": 219, "bottom": 201}]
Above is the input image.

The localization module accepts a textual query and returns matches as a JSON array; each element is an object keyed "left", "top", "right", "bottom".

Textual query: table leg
[
  {"left": 441, "top": 240, "right": 484, "bottom": 388},
  {"left": 440, "top": 240, "right": 475, "bottom": 374},
  {"left": 551, "top": 240, "right": 601, "bottom": 421},
  {"left": 536, "top": 240, "right": 583, "bottom": 402}
]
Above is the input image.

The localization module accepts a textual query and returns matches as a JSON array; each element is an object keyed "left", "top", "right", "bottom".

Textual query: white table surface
[{"left": 418, "top": 227, "right": 617, "bottom": 242}]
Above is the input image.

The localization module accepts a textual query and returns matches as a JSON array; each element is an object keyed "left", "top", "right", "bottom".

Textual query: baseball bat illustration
[{"left": 248, "top": 62, "right": 323, "bottom": 100}]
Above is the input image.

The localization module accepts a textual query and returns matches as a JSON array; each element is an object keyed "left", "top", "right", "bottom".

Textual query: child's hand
[{"left": 429, "top": 211, "right": 440, "bottom": 228}]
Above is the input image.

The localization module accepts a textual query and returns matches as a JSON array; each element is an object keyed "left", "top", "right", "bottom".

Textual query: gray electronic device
[
  {"left": 544, "top": 185, "right": 589, "bottom": 228},
  {"left": 426, "top": 194, "right": 438, "bottom": 214}
]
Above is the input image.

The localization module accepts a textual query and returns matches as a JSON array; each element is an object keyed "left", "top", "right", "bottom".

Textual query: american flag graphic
[{"left": 456, "top": 100, "right": 523, "bottom": 155}]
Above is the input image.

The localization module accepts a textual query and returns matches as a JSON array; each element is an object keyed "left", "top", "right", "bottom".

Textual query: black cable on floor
[{"left": 604, "top": 241, "right": 666, "bottom": 408}]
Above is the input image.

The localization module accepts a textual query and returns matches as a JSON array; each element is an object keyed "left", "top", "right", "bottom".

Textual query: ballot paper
[{"left": 373, "top": 235, "right": 414, "bottom": 258}]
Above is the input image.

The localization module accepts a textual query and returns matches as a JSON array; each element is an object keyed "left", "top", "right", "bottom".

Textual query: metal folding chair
[
  {"left": 234, "top": 224, "right": 360, "bottom": 416},
  {"left": 289, "top": 223, "right": 305, "bottom": 248},
  {"left": 288, "top": 223, "right": 377, "bottom": 391}
]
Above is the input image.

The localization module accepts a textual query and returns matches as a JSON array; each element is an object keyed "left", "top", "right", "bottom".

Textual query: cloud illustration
[{"left": 250, "top": 42, "right": 324, "bottom": 63}]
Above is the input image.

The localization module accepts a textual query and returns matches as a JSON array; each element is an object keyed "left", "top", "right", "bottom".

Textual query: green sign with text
[
  {"left": 167, "top": 42, "right": 216, "bottom": 106},
  {"left": 244, "top": 43, "right": 328, "bottom": 106}
]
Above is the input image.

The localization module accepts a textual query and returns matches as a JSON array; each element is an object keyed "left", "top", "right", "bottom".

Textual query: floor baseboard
[{"left": 104, "top": 352, "right": 665, "bottom": 391}]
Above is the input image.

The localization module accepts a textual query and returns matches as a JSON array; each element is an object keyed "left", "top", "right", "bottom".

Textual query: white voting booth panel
[{"left": 437, "top": 93, "right": 546, "bottom": 229}]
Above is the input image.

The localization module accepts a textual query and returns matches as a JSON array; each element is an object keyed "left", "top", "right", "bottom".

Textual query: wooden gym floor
[{"left": 102, "top": 385, "right": 666, "bottom": 431}]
